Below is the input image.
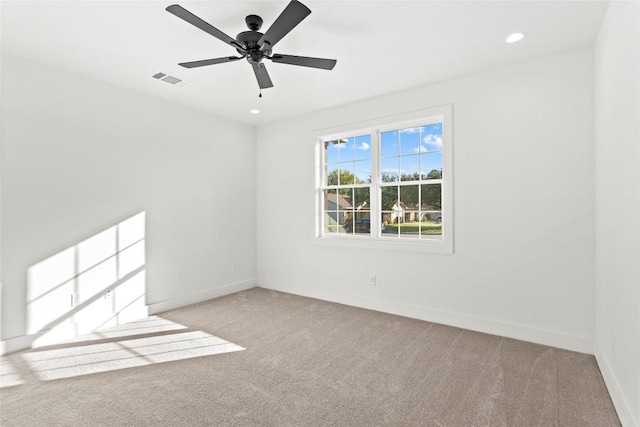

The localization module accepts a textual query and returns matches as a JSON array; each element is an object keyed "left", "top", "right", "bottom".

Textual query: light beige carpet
[{"left": 0, "top": 288, "right": 620, "bottom": 426}]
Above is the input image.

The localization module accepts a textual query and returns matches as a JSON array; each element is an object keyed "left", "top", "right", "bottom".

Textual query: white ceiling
[{"left": 1, "top": 1, "right": 608, "bottom": 125}]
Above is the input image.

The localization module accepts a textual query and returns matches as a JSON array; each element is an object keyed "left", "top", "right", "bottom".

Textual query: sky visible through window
[{"left": 325, "top": 123, "right": 442, "bottom": 184}]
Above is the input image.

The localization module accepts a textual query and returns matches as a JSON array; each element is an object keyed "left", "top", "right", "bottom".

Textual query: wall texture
[
  {"left": 257, "top": 49, "right": 596, "bottom": 353},
  {"left": 1, "top": 54, "right": 257, "bottom": 352},
  {"left": 594, "top": 1, "right": 640, "bottom": 425}
]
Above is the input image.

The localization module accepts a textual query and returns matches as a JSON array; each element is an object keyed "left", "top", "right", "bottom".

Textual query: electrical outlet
[
  {"left": 369, "top": 275, "right": 376, "bottom": 286},
  {"left": 105, "top": 290, "right": 112, "bottom": 299},
  {"left": 231, "top": 265, "right": 236, "bottom": 274}
]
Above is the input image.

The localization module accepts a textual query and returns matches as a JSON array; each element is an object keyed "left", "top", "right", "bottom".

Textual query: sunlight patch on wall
[
  {"left": 21, "top": 317, "right": 244, "bottom": 381},
  {"left": 27, "top": 212, "right": 148, "bottom": 348}
]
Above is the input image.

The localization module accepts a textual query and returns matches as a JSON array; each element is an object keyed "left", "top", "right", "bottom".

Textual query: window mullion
[{"left": 370, "top": 130, "right": 380, "bottom": 238}]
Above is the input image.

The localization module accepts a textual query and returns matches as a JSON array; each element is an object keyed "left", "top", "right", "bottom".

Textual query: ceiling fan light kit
[{"left": 166, "top": 0, "right": 337, "bottom": 94}]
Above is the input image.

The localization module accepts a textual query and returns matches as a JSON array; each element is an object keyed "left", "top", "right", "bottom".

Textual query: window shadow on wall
[{"left": 26, "top": 212, "right": 148, "bottom": 348}]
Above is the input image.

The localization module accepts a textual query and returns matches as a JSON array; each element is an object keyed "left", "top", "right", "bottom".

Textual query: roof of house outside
[{"left": 326, "top": 193, "right": 353, "bottom": 209}]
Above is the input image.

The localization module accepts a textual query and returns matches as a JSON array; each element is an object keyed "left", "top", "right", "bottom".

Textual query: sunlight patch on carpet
[
  {"left": 59, "top": 315, "right": 187, "bottom": 342},
  {"left": 0, "top": 358, "right": 24, "bottom": 388},
  {"left": 21, "top": 317, "right": 245, "bottom": 381}
]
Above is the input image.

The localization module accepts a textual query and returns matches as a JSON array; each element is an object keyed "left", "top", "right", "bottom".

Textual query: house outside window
[{"left": 316, "top": 105, "right": 453, "bottom": 253}]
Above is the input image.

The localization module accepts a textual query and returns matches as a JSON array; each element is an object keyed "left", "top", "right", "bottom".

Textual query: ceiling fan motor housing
[{"left": 236, "top": 24, "right": 271, "bottom": 62}]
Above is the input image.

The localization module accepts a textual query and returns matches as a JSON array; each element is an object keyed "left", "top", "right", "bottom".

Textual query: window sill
[{"left": 312, "top": 235, "right": 453, "bottom": 254}]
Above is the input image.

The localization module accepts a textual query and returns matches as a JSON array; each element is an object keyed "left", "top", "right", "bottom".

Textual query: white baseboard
[
  {"left": 1, "top": 280, "right": 257, "bottom": 356},
  {"left": 147, "top": 279, "right": 257, "bottom": 315},
  {"left": 258, "top": 278, "right": 594, "bottom": 354},
  {"left": 594, "top": 341, "right": 638, "bottom": 427},
  {"left": 0, "top": 334, "right": 33, "bottom": 356}
]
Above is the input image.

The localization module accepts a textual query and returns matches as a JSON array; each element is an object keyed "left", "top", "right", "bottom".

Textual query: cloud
[
  {"left": 357, "top": 142, "right": 370, "bottom": 150},
  {"left": 332, "top": 140, "right": 347, "bottom": 149},
  {"left": 424, "top": 134, "right": 442, "bottom": 147},
  {"left": 413, "top": 134, "right": 442, "bottom": 152},
  {"left": 399, "top": 127, "right": 421, "bottom": 134}
]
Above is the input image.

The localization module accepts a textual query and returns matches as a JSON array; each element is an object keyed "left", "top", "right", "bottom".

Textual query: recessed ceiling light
[
  {"left": 250, "top": 109, "right": 260, "bottom": 114},
  {"left": 505, "top": 33, "right": 525, "bottom": 43}
]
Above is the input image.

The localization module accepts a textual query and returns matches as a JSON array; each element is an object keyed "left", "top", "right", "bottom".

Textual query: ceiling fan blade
[
  {"left": 179, "top": 56, "right": 244, "bottom": 68},
  {"left": 258, "top": 0, "right": 311, "bottom": 51},
  {"left": 166, "top": 4, "right": 243, "bottom": 51},
  {"left": 252, "top": 63, "right": 274, "bottom": 89},
  {"left": 270, "top": 54, "right": 337, "bottom": 70}
]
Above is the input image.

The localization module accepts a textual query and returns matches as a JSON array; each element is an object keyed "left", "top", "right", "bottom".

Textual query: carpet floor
[{"left": 0, "top": 287, "right": 620, "bottom": 426}]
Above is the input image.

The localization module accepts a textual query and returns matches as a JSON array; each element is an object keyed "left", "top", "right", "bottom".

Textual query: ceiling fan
[{"left": 166, "top": 1, "right": 337, "bottom": 93}]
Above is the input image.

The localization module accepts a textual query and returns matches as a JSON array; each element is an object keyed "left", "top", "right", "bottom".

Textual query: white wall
[
  {"left": 594, "top": 1, "right": 640, "bottom": 426},
  {"left": 1, "top": 54, "right": 257, "bottom": 352},
  {"left": 257, "top": 49, "right": 595, "bottom": 353}
]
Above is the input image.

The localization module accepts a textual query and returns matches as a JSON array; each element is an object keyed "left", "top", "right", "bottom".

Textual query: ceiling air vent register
[{"left": 152, "top": 72, "right": 189, "bottom": 86}]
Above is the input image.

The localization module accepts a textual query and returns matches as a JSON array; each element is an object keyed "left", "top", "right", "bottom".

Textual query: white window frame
[{"left": 314, "top": 104, "right": 453, "bottom": 254}]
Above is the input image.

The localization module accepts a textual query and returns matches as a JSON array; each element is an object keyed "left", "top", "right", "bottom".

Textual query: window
[
  {"left": 322, "top": 134, "right": 372, "bottom": 236},
  {"left": 316, "top": 105, "right": 452, "bottom": 253}
]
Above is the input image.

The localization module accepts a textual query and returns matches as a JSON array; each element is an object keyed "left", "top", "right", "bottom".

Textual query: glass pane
[
  {"left": 421, "top": 152, "right": 442, "bottom": 180},
  {"left": 354, "top": 160, "right": 371, "bottom": 184},
  {"left": 420, "top": 184, "right": 442, "bottom": 210},
  {"left": 400, "top": 185, "right": 419, "bottom": 211},
  {"left": 421, "top": 123, "right": 443, "bottom": 152},
  {"left": 336, "top": 189, "right": 353, "bottom": 234},
  {"left": 325, "top": 140, "right": 340, "bottom": 164},
  {"left": 326, "top": 163, "right": 340, "bottom": 185},
  {"left": 381, "top": 130, "right": 398, "bottom": 157},
  {"left": 420, "top": 211, "right": 442, "bottom": 240},
  {"left": 354, "top": 187, "right": 370, "bottom": 211},
  {"left": 380, "top": 211, "right": 398, "bottom": 237},
  {"left": 380, "top": 185, "right": 398, "bottom": 212},
  {"left": 399, "top": 127, "right": 420, "bottom": 155},
  {"left": 380, "top": 157, "right": 399, "bottom": 182},
  {"left": 323, "top": 189, "right": 336, "bottom": 210},
  {"left": 337, "top": 188, "right": 353, "bottom": 210},
  {"left": 341, "top": 210, "right": 355, "bottom": 234},
  {"left": 323, "top": 189, "right": 339, "bottom": 234},
  {"left": 355, "top": 135, "right": 371, "bottom": 160},
  {"left": 354, "top": 187, "right": 370, "bottom": 236},
  {"left": 353, "top": 211, "right": 371, "bottom": 235},
  {"left": 400, "top": 155, "right": 420, "bottom": 181},
  {"left": 339, "top": 163, "right": 355, "bottom": 185},
  {"left": 339, "top": 137, "right": 355, "bottom": 162},
  {"left": 381, "top": 212, "right": 398, "bottom": 237},
  {"left": 399, "top": 185, "right": 419, "bottom": 238}
]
